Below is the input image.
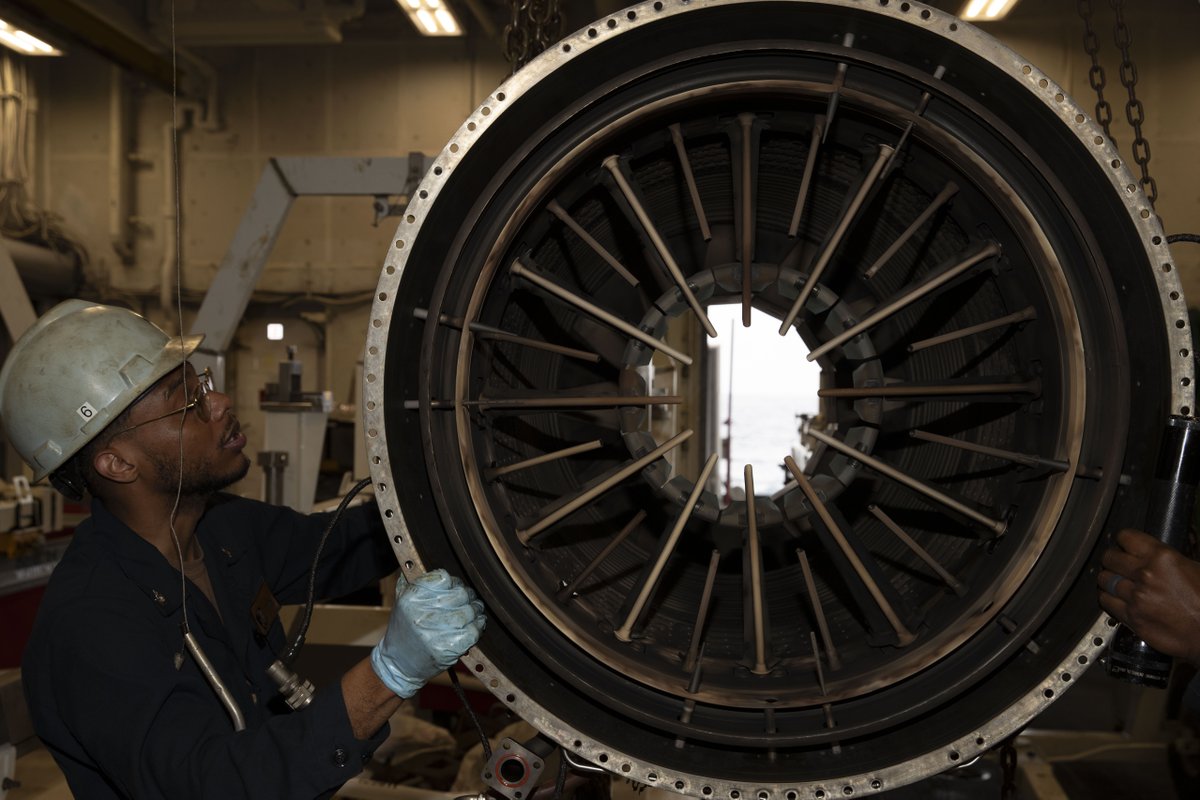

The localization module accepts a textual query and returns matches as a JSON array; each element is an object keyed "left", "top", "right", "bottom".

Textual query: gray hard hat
[{"left": 0, "top": 300, "right": 204, "bottom": 482}]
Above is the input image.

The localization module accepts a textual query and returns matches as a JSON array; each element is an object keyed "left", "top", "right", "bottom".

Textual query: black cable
[
  {"left": 551, "top": 751, "right": 569, "bottom": 800},
  {"left": 448, "top": 668, "right": 492, "bottom": 760},
  {"left": 281, "top": 476, "right": 373, "bottom": 665},
  {"left": 1168, "top": 233, "right": 1200, "bottom": 245}
]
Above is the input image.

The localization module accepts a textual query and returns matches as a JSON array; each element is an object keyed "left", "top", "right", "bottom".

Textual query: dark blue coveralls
[{"left": 22, "top": 493, "right": 396, "bottom": 799}]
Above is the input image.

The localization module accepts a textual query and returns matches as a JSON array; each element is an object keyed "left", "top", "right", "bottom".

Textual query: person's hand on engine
[
  {"left": 370, "top": 569, "right": 486, "bottom": 698},
  {"left": 1098, "top": 528, "right": 1200, "bottom": 667}
]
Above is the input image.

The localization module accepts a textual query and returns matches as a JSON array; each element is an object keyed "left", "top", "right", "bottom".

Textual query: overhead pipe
[{"left": 0, "top": 236, "right": 79, "bottom": 296}]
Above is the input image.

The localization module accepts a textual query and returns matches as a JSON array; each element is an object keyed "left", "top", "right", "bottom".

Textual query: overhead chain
[
  {"left": 1077, "top": 0, "right": 1115, "bottom": 145},
  {"left": 1109, "top": 0, "right": 1158, "bottom": 207},
  {"left": 503, "top": 0, "right": 564, "bottom": 73}
]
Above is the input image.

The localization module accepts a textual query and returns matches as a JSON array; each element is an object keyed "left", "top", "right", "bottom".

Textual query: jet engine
[{"left": 363, "top": 1, "right": 1192, "bottom": 795}]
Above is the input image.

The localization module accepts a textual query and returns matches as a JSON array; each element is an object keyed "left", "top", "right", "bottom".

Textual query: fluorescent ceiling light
[
  {"left": 0, "top": 19, "right": 61, "bottom": 55},
  {"left": 960, "top": 0, "right": 1020, "bottom": 20},
  {"left": 397, "top": 0, "right": 462, "bottom": 36},
  {"left": 267, "top": 323, "right": 284, "bottom": 341}
]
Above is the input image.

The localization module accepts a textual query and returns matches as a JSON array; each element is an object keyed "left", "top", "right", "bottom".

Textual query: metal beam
[
  {"left": 4, "top": 0, "right": 179, "bottom": 93},
  {"left": 189, "top": 155, "right": 431, "bottom": 384}
]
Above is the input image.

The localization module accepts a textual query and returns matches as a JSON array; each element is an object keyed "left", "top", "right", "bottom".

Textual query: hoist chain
[
  {"left": 503, "top": 0, "right": 564, "bottom": 72},
  {"left": 1077, "top": 0, "right": 1158, "bottom": 208},
  {"left": 1077, "top": 0, "right": 1115, "bottom": 144},
  {"left": 1109, "top": 0, "right": 1158, "bottom": 207}
]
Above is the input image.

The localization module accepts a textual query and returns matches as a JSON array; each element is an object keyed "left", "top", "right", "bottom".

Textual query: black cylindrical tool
[{"left": 1107, "top": 415, "right": 1200, "bottom": 687}]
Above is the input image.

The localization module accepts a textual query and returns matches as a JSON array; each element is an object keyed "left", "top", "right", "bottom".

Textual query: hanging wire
[
  {"left": 165, "top": 0, "right": 245, "bottom": 732},
  {"left": 550, "top": 752, "right": 569, "bottom": 800},
  {"left": 167, "top": 0, "right": 191, "bottom": 649},
  {"left": 447, "top": 668, "right": 492, "bottom": 761}
]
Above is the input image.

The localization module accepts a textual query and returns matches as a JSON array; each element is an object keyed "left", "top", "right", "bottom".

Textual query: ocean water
[
  {"left": 708, "top": 306, "right": 822, "bottom": 496},
  {"left": 720, "top": 392, "right": 817, "bottom": 495}
]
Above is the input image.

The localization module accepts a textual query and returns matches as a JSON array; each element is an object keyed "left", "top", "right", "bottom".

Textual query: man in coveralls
[{"left": 0, "top": 300, "right": 485, "bottom": 799}]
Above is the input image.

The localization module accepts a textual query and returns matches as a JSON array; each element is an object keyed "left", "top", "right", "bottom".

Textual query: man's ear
[{"left": 93, "top": 445, "right": 139, "bottom": 485}]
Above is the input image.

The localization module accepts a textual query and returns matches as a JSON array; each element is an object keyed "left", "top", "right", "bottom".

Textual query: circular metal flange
[{"left": 364, "top": 1, "right": 1193, "bottom": 796}]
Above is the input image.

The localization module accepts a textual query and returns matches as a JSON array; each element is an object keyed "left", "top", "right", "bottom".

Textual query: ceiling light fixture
[
  {"left": 0, "top": 19, "right": 61, "bottom": 56},
  {"left": 397, "top": 0, "right": 462, "bottom": 36},
  {"left": 960, "top": 0, "right": 1020, "bottom": 21}
]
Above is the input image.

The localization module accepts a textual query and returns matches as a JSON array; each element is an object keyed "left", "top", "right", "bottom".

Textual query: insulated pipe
[{"left": 0, "top": 237, "right": 78, "bottom": 296}]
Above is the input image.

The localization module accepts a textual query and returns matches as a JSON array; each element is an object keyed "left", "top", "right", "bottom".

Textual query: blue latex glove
[{"left": 370, "top": 569, "right": 486, "bottom": 698}]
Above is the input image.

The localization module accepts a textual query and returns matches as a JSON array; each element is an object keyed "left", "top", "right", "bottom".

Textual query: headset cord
[{"left": 280, "top": 475, "right": 374, "bottom": 666}]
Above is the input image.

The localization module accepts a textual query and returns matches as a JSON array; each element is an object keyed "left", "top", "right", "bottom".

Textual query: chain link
[
  {"left": 1109, "top": 0, "right": 1158, "bottom": 206},
  {"left": 1078, "top": 0, "right": 1116, "bottom": 145},
  {"left": 1078, "top": 0, "right": 1159, "bottom": 208},
  {"left": 502, "top": 0, "right": 564, "bottom": 72}
]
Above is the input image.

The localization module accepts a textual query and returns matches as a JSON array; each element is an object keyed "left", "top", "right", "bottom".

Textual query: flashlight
[{"left": 1107, "top": 415, "right": 1200, "bottom": 687}]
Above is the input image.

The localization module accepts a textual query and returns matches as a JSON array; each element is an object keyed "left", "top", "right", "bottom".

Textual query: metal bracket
[{"left": 482, "top": 738, "right": 548, "bottom": 800}]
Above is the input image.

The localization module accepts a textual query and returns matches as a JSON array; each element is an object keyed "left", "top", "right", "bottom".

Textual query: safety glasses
[{"left": 113, "top": 367, "right": 214, "bottom": 436}]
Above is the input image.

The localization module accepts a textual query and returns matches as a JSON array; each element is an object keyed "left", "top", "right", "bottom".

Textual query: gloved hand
[{"left": 370, "top": 569, "right": 486, "bottom": 698}]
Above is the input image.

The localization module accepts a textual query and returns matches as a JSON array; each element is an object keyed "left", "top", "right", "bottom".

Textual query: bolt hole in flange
[{"left": 365, "top": 0, "right": 1190, "bottom": 795}]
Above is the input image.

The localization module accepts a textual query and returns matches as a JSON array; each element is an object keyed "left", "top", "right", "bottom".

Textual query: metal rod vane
[
  {"left": 788, "top": 116, "right": 825, "bottom": 238},
  {"left": 810, "top": 631, "right": 828, "bottom": 696},
  {"left": 785, "top": 457, "right": 915, "bottom": 646},
  {"left": 739, "top": 113, "right": 755, "bottom": 328},
  {"left": 413, "top": 307, "right": 601, "bottom": 362},
  {"left": 745, "top": 464, "right": 769, "bottom": 674},
  {"left": 821, "top": 33, "right": 855, "bottom": 140},
  {"left": 468, "top": 394, "right": 683, "bottom": 410},
  {"left": 803, "top": 429, "right": 1008, "bottom": 535},
  {"left": 807, "top": 241, "right": 1002, "bottom": 360},
  {"left": 487, "top": 439, "right": 605, "bottom": 480},
  {"left": 518, "top": 429, "right": 694, "bottom": 543},
  {"left": 683, "top": 549, "right": 721, "bottom": 674},
  {"left": 910, "top": 429, "right": 1067, "bottom": 472},
  {"left": 779, "top": 144, "right": 894, "bottom": 334},
  {"left": 906, "top": 305, "right": 1036, "bottom": 353},
  {"left": 510, "top": 259, "right": 693, "bottom": 365},
  {"left": 867, "top": 505, "right": 967, "bottom": 596},
  {"left": 557, "top": 510, "right": 647, "bottom": 602},
  {"left": 797, "top": 548, "right": 841, "bottom": 670},
  {"left": 615, "top": 452, "right": 718, "bottom": 640},
  {"left": 669, "top": 123, "right": 712, "bottom": 241},
  {"left": 546, "top": 200, "right": 640, "bottom": 286},
  {"left": 862, "top": 181, "right": 959, "bottom": 280},
  {"left": 818, "top": 380, "right": 1040, "bottom": 399},
  {"left": 602, "top": 155, "right": 718, "bottom": 338}
]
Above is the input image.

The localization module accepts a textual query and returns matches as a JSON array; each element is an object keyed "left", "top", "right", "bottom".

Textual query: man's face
[{"left": 117, "top": 363, "right": 250, "bottom": 497}]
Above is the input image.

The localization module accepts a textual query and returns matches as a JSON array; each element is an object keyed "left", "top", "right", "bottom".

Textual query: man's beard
[{"left": 150, "top": 450, "right": 251, "bottom": 497}]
